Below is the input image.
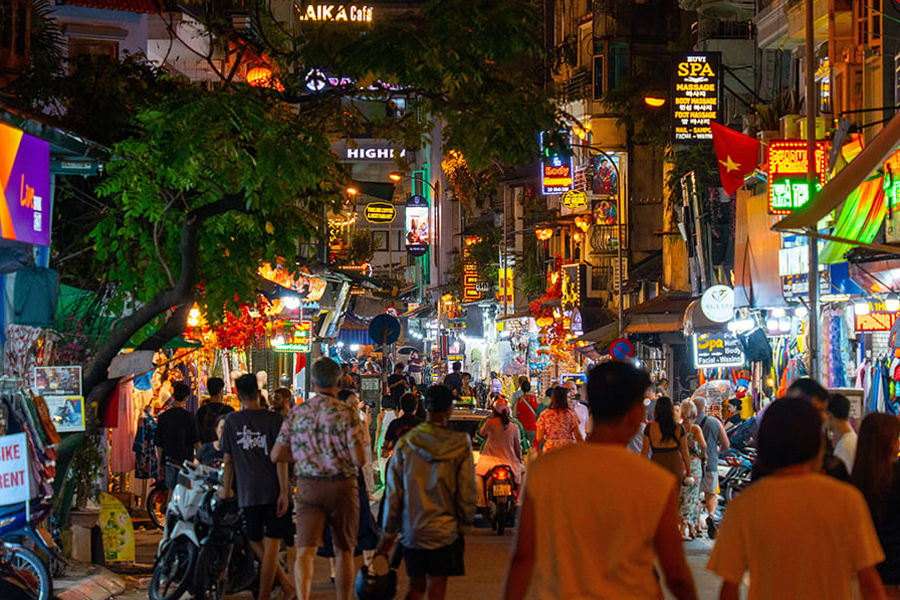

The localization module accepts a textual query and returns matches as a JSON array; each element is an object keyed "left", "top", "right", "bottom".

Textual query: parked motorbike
[
  {"left": 0, "top": 498, "right": 62, "bottom": 600},
  {"left": 718, "top": 448, "right": 755, "bottom": 506},
  {"left": 146, "top": 479, "right": 169, "bottom": 530},
  {"left": 484, "top": 465, "right": 517, "bottom": 535},
  {"left": 192, "top": 474, "right": 257, "bottom": 600},
  {"left": 149, "top": 462, "right": 218, "bottom": 600}
]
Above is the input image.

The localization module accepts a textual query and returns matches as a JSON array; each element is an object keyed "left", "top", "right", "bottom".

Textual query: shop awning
[
  {"left": 571, "top": 321, "right": 617, "bottom": 344},
  {"left": 624, "top": 293, "right": 693, "bottom": 335},
  {"left": 683, "top": 300, "right": 729, "bottom": 336},
  {"left": 774, "top": 110, "right": 900, "bottom": 233}
]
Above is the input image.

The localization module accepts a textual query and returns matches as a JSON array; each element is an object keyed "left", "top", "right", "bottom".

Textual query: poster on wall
[
  {"left": 591, "top": 154, "right": 620, "bottom": 196},
  {"left": 34, "top": 366, "right": 82, "bottom": 397},
  {"left": 46, "top": 397, "right": 85, "bottom": 433},
  {"left": 0, "top": 122, "right": 51, "bottom": 246},
  {"left": 405, "top": 195, "right": 429, "bottom": 256}
]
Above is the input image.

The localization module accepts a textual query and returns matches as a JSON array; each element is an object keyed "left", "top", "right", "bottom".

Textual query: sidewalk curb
[{"left": 57, "top": 568, "right": 127, "bottom": 600}]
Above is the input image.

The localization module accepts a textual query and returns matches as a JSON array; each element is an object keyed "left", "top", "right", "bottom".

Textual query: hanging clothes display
[
  {"left": 0, "top": 380, "right": 59, "bottom": 498},
  {"left": 133, "top": 406, "right": 157, "bottom": 480},
  {"left": 4, "top": 324, "right": 43, "bottom": 380},
  {"left": 819, "top": 308, "right": 850, "bottom": 389},
  {"left": 109, "top": 382, "right": 136, "bottom": 473},
  {"left": 864, "top": 358, "right": 899, "bottom": 416}
]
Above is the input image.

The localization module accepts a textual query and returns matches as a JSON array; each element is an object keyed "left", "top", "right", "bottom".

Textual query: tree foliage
[{"left": 7, "top": 0, "right": 563, "bottom": 410}]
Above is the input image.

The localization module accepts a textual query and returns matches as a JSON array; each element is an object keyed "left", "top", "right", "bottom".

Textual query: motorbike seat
[{"left": 0, "top": 502, "right": 26, "bottom": 520}]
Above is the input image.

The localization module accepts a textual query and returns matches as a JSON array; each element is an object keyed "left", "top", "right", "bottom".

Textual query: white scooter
[{"left": 149, "top": 462, "right": 219, "bottom": 600}]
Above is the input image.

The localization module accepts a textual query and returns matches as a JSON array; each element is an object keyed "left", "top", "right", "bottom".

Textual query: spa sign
[
  {"left": 693, "top": 332, "right": 745, "bottom": 368},
  {"left": 672, "top": 52, "right": 720, "bottom": 143}
]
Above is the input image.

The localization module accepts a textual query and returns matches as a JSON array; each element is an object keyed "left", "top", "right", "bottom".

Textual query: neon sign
[
  {"left": 364, "top": 202, "right": 396, "bottom": 223},
  {"left": 273, "top": 321, "right": 313, "bottom": 353},
  {"left": 296, "top": 4, "right": 373, "bottom": 22},
  {"left": 540, "top": 131, "right": 573, "bottom": 195},
  {"left": 672, "top": 52, "right": 720, "bottom": 143},
  {"left": 462, "top": 236, "right": 482, "bottom": 301},
  {"left": 767, "top": 141, "right": 829, "bottom": 215}
]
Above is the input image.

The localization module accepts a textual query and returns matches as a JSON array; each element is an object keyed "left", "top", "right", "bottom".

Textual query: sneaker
[{"left": 706, "top": 516, "right": 717, "bottom": 540}]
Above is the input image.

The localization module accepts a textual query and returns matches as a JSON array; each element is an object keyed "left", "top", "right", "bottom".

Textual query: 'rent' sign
[
  {"left": 0, "top": 433, "right": 28, "bottom": 505},
  {"left": 671, "top": 52, "right": 720, "bottom": 143}
]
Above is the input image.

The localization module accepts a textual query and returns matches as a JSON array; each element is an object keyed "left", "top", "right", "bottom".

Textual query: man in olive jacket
[{"left": 377, "top": 384, "right": 476, "bottom": 600}]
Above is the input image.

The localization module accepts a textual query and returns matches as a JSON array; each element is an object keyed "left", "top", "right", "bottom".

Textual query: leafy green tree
[{"left": 11, "top": 0, "right": 562, "bottom": 411}]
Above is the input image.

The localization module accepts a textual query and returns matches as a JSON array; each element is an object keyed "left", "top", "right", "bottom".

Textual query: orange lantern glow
[
  {"left": 246, "top": 66, "right": 284, "bottom": 91},
  {"left": 536, "top": 228, "right": 553, "bottom": 241}
]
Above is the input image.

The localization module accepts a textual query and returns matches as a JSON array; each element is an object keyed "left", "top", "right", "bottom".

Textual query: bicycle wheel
[
  {"left": 147, "top": 486, "right": 168, "bottom": 530},
  {"left": 4, "top": 546, "right": 51, "bottom": 600},
  {"left": 150, "top": 537, "right": 197, "bottom": 600}
]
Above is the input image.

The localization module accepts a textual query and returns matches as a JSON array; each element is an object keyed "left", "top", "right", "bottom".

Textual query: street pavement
[{"left": 94, "top": 523, "right": 734, "bottom": 600}]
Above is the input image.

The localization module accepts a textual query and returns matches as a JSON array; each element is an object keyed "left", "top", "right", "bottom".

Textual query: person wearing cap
[{"left": 475, "top": 398, "right": 523, "bottom": 508}]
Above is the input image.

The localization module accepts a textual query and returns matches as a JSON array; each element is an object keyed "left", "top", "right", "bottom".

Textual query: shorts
[
  {"left": 165, "top": 465, "right": 180, "bottom": 490},
  {"left": 402, "top": 536, "right": 465, "bottom": 578},
  {"left": 243, "top": 503, "right": 293, "bottom": 543},
  {"left": 700, "top": 470, "right": 718, "bottom": 495},
  {"left": 295, "top": 477, "right": 359, "bottom": 552}
]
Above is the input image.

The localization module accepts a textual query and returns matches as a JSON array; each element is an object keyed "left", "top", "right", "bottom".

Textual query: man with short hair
[
  {"left": 196, "top": 377, "right": 233, "bottom": 444},
  {"left": 388, "top": 363, "right": 408, "bottom": 403},
  {"left": 785, "top": 377, "right": 850, "bottom": 482},
  {"left": 503, "top": 361, "right": 697, "bottom": 600},
  {"left": 827, "top": 393, "right": 858, "bottom": 474},
  {"left": 443, "top": 361, "right": 463, "bottom": 397},
  {"left": 708, "top": 398, "right": 885, "bottom": 600},
  {"left": 377, "top": 385, "right": 476, "bottom": 600},
  {"left": 381, "top": 392, "right": 424, "bottom": 458},
  {"left": 220, "top": 375, "right": 294, "bottom": 600},
  {"left": 272, "top": 387, "right": 293, "bottom": 417},
  {"left": 271, "top": 358, "right": 367, "bottom": 600},
  {"left": 693, "top": 396, "right": 729, "bottom": 538},
  {"left": 155, "top": 382, "right": 200, "bottom": 491}
]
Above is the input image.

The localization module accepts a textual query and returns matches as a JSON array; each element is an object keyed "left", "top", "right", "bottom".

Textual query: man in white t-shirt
[
  {"left": 827, "top": 392, "right": 858, "bottom": 474},
  {"left": 503, "top": 361, "right": 697, "bottom": 600},
  {"left": 707, "top": 398, "right": 884, "bottom": 600}
]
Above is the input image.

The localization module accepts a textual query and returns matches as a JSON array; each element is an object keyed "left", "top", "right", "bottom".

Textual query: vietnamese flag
[{"left": 711, "top": 122, "right": 760, "bottom": 195}]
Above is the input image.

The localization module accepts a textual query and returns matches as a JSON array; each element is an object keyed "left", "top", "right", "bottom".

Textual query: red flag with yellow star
[{"left": 711, "top": 122, "right": 760, "bottom": 195}]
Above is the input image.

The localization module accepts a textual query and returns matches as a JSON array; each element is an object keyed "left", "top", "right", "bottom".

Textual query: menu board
[{"left": 672, "top": 52, "right": 721, "bottom": 143}]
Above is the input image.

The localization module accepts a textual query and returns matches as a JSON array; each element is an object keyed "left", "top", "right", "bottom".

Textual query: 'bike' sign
[
  {"left": 693, "top": 332, "right": 745, "bottom": 368},
  {"left": 0, "top": 433, "right": 28, "bottom": 505}
]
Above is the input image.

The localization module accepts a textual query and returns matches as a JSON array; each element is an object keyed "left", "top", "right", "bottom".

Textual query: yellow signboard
[{"left": 99, "top": 493, "right": 135, "bottom": 562}]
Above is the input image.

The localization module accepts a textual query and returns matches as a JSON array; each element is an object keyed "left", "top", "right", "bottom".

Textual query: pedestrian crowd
[{"left": 154, "top": 354, "right": 900, "bottom": 600}]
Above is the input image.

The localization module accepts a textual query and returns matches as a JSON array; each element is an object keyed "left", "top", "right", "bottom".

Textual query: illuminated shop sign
[
  {"left": 693, "top": 332, "right": 745, "bottom": 368},
  {"left": 0, "top": 122, "right": 50, "bottom": 246},
  {"left": 672, "top": 52, "right": 720, "bottom": 143},
  {"left": 273, "top": 321, "right": 313, "bottom": 353},
  {"left": 344, "top": 147, "right": 405, "bottom": 160},
  {"left": 296, "top": 4, "right": 373, "bottom": 22},
  {"left": 591, "top": 154, "right": 620, "bottom": 197},
  {"left": 767, "top": 141, "right": 829, "bottom": 215},
  {"left": 364, "top": 202, "right": 396, "bottom": 223},
  {"left": 855, "top": 302, "right": 899, "bottom": 332},
  {"left": 463, "top": 236, "right": 482, "bottom": 301},
  {"left": 405, "top": 195, "right": 429, "bottom": 257},
  {"left": 258, "top": 263, "right": 327, "bottom": 303},
  {"left": 540, "top": 131, "right": 573, "bottom": 195}
]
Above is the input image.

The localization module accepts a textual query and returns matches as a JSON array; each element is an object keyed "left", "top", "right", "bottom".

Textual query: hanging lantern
[
  {"left": 536, "top": 228, "right": 553, "bottom": 241},
  {"left": 246, "top": 66, "right": 284, "bottom": 91}
]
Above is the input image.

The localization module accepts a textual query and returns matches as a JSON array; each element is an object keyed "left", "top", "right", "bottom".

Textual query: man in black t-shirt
[
  {"left": 388, "top": 363, "right": 408, "bottom": 402},
  {"left": 196, "top": 377, "right": 233, "bottom": 443},
  {"left": 220, "top": 375, "right": 294, "bottom": 600},
  {"left": 443, "top": 361, "right": 463, "bottom": 397},
  {"left": 381, "top": 393, "right": 424, "bottom": 458},
  {"left": 155, "top": 383, "right": 200, "bottom": 491}
]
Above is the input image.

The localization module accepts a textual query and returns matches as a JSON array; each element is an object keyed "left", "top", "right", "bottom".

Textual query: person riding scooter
[{"left": 475, "top": 399, "right": 523, "bottom": 508}]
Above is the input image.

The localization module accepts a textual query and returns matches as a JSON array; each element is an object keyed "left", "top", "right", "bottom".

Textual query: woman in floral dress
[
  {"left": 535, "top": 387, "right": 583, "bottom": 453},
  {"left": 679, "top": 400, "right": 707, "bottom": 539}
]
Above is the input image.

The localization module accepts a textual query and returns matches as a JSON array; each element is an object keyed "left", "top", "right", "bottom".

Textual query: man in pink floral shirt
[{"left": 271, "top": 357, "right": 367, "bottom": 600}]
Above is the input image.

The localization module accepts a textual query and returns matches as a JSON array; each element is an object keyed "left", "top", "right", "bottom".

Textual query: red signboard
[
  {"left": 462, "top": 236, "right": 482, "bottom": 301},
  {"left": 855, "top": 312, "right": 898, "bottom": 332},
  {"left": 767, "top": 140, "right": 829, "bottom": 215}
]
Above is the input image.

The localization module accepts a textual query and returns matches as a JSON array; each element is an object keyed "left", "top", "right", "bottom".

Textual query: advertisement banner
[
  {"left": 34, "top": 366, "right": 82, "bottom": 397},
  {"left": 0, "top": 433, "right": 29, "bottom": 505},
  {"left": 591, "top": 154, "right": 620, "bottom": 197},
  {"left": 99, "top": 492, "right": 135, "bottom": 562},
  {"left": 540, "top": 131, "right": 573, "bottom": 195},
  {"left": 693, "top": 332, "right": 745, "bottom": 368},
  {"left": 405, "top": 195, "right": 429, "bottom": 256},
  {"left": 46, "top": 397, "right": 85, "bottom": 433},
  {"left": 0, "top": 122, "right": 50, "bottom": 246}
]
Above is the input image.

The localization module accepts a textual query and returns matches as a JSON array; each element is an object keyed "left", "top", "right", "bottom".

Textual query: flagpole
[{"left": 806, "top": 0, "right": 819, "bottom": 381}]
